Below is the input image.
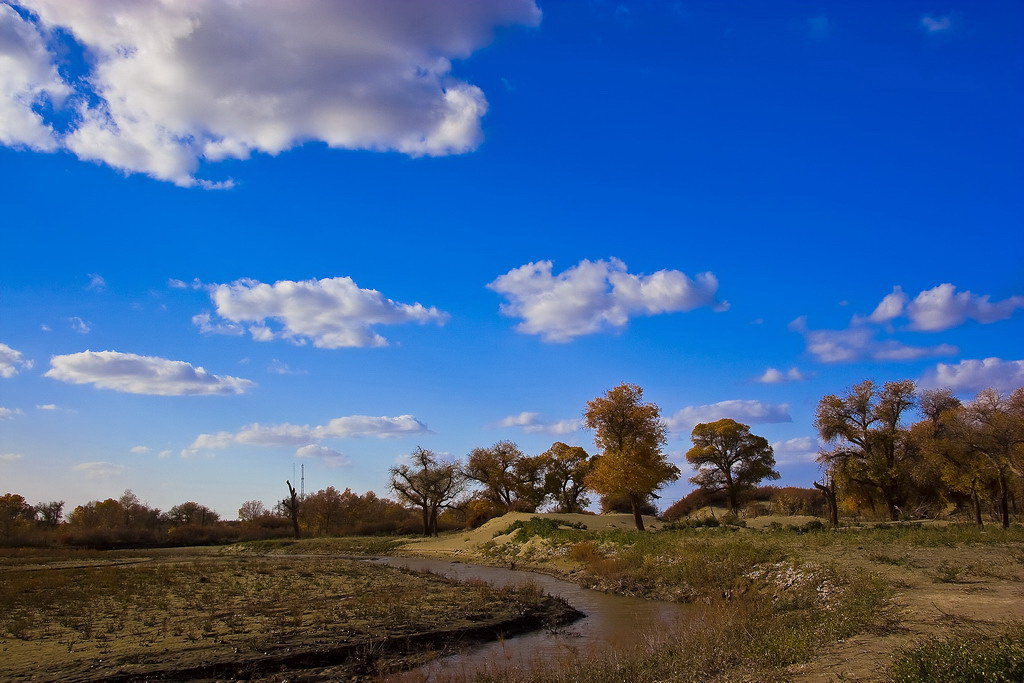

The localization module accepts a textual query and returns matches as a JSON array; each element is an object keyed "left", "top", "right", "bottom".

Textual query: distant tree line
[{"left": 2, "top": 381, "right": 1020, "bottom": 548}]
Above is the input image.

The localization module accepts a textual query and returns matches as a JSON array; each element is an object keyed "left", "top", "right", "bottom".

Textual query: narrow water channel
[{"left": 371, "top": 556, "right": 693, "bottom": 681}]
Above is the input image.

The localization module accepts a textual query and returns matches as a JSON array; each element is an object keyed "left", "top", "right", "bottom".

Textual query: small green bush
[
  {"left": 495, "top": 517, "right": 588, "bottom": 542},
  {"left": 664, "top": 516, "right": 720, "bottom": 530}
]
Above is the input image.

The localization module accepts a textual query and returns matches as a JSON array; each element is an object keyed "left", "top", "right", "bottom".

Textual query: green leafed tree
[
  {"left": 686, "top": 418, "right": 780, "bottom": 513},
  {"left": 584, "top": 383, "right": 679, "bottom": 531}
]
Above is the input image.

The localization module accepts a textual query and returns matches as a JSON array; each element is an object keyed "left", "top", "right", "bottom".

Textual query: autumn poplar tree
[
  {"left": 944, "top": 388, "right": 1024, "bottom": 529},
  {"left": 686, "top": 418, "right": 779, "bottom": 512},
  {"left": 465, "top": 441, "right": 546, "bottom": 513},
  {"left": 815, "top": 380, "right": 917, "bottom": 521},
  {"left": 538, "top": 442, "right": 593, "bottom": 513},
  {"left": 390, "top": 446, "right": 465, "bottom": 536},
  {"left": 584, "top": 383, "right": 679, "bottom": 531}
]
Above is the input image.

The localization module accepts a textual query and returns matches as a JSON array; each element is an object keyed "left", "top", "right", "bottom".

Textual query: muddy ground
[{"left": 0, "top": 548, "right": 579, "bottom": 682}]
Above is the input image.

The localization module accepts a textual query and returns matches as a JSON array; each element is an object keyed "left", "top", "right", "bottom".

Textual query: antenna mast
[{"left": 300, "top": 463, "right": 305, "bottom": 498}]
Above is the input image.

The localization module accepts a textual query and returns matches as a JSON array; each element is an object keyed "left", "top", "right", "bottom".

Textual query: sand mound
[{"left": 404, "top": 512, "right": 665, "bottom": 553}]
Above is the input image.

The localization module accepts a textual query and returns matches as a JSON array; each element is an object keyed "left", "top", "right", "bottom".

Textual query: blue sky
[{"left": 1, "top": 0, "right": 1022, "bottom": 517}]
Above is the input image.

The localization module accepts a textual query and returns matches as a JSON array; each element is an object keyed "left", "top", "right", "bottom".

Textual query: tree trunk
[
  {"left": 421, "top": 505, "right": 430, "bottom": 537},
  {"left": 814, "top": 480, "right": 839, "bottom": 528},
  {"left": 429, "top": 506, "right": 439, "bottom": 537},
  {"left": 286, "top": 481, "right": 301, "bottom": 539},
  {"left": 998, "top": 470, "right": 1010, "bottom": 530},
  {"left": 971, "top": 484, "right": 984, "bottom": 528},
  {"left": 629, "top": 493, "right": 645, "bottom": 532}
]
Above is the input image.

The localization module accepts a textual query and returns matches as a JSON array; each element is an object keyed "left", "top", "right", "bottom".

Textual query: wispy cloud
[
  {"left": 183, "top": 415, "right": 430, "bottom": 457},
  {"left": 0, "top": 407, "right": 24, "bottom": 420},
  {"left": 667, "top": 400, "right": 792, "bottom": 433},
  {"left": 921, "top": 14, "right": 952, "bottom": 33},
  {"left": 0, "top": 453, "right": 25, "bottom": 462},
  {"left": 86, "top": 273, "right": 107, "bottom": 292},
  {"left": 69, "top": 317, "right": 92, "bottom": 334},
  {"left": 73, "top": 461, "right": 125, "bottom": 479},
  {"left": 0, "top": 343, "right": 33, "bottom": 378},
  {"left": 494, "top": 412, "right": 583, "bottom": 435},
  {"left": 755, "top": 367, "right": 809, "bottom": 384},
  {"left": 790, "top": 316, "right": 957, "bottom": 363},
  {"left": 268, "top": 359, "right": 308, "bottom": 375},
  {"left": 295, "top": 444, "right": 349, "bottom": 468}
]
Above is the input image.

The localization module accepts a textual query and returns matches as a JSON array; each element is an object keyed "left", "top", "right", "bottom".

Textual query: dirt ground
[
  {"left": 787, "top": 543, "right": 1024, "bottom": 682},
  {"left": 401, "top": 512, "right": 1024, "bottom": 682},
  {"left": 0, "top": 548, "right": 575, "bottom": 682}
]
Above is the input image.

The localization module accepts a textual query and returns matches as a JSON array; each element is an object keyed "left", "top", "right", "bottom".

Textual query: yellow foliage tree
[{"left": 584, "top": 383, "right": 679, "bottom": 530}]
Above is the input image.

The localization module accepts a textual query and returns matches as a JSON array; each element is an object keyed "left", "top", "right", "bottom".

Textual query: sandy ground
[
  {"left": 403, "top": 512, "right": 665, "bottom": 555},
  {"left": 787, "top": 543, "right": 1024, "bottom": 682}
]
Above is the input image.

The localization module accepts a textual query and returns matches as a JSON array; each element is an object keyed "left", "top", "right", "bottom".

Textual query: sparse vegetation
[
  {"left": 889, "top": 624, "right": 1024, "bottom": 682},
  {"left": 0, "top": 548, "right": 574, "bottom": 681}
]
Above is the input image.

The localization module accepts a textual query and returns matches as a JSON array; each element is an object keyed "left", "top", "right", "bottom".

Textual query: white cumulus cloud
[
  {"left": 488, "top": 258, "right": 727, "bottom": 342},
  {"left": 0, "top": 3, "right": 68, "bottom": 150},
  {"left": 45, "top": 350, "right": 255, "bottom": 396},
  {"left": 196, "top": 276, "right": 449, "bottom": 348},
  {"left": 667, "top": 400, "right": 792, "bottom": 433},
  {"left": 36, "top": 403, "right": 57, "bottom": 410},
  {"left": 0, "top": 343, "right": 33, "bottom": 377},
  {"left": 771, "top": 436, "right": 819, "bottom": 464},
  {"left": 495, "top": 412, "right": 583, "bottom": 435},
  {"left": 905, "top": 284, "right": 1024, "bottom": 332},
  {"left": 129, "top": 446, "right": 151, "bottom": 454},
  {"left": 920, "top": 358, "right": 1024, "bottom": 394},
  {"left": 5, "top": 0, "right": 540, "bottom": 187},
  {"left": 0, "top": 406, "right": 23, "bottom": 419},
  {"left": 313, "top": 415, "right": 430, "bottom": 439}
]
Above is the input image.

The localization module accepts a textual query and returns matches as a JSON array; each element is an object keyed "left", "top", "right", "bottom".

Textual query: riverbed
[{"left": 372, "top": 556, "right": 695, "bottom": 682}]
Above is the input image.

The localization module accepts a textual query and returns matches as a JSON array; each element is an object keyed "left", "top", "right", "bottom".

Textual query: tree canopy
[
  {"left": 686, "top": 418, "right": 779, "bottom": 512},
  {"left": 815, "top": 379, "right": 917, "bottom": 521},
  {"left": 584, "top": 383, "right": 679, "bottom": 530}
]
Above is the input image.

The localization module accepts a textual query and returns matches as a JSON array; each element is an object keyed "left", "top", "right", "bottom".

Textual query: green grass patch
[
  {"left": 889, "top": 623, "right": 1024, "bottom": 682},
  {"left": 225, "top": 536, "right": 409, "bottom": 555},
  {"left": 494, "top": 517, "right": 588, "bottom": 542}
]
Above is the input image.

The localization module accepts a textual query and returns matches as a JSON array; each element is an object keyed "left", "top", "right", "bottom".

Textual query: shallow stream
[{"left": 371, "top": 556, "right": 693, "bottom": 681}]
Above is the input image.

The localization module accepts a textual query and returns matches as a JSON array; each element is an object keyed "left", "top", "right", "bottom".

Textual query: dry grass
[{"left": 0, "top": 551, "right": 561, "bottom": 681}]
